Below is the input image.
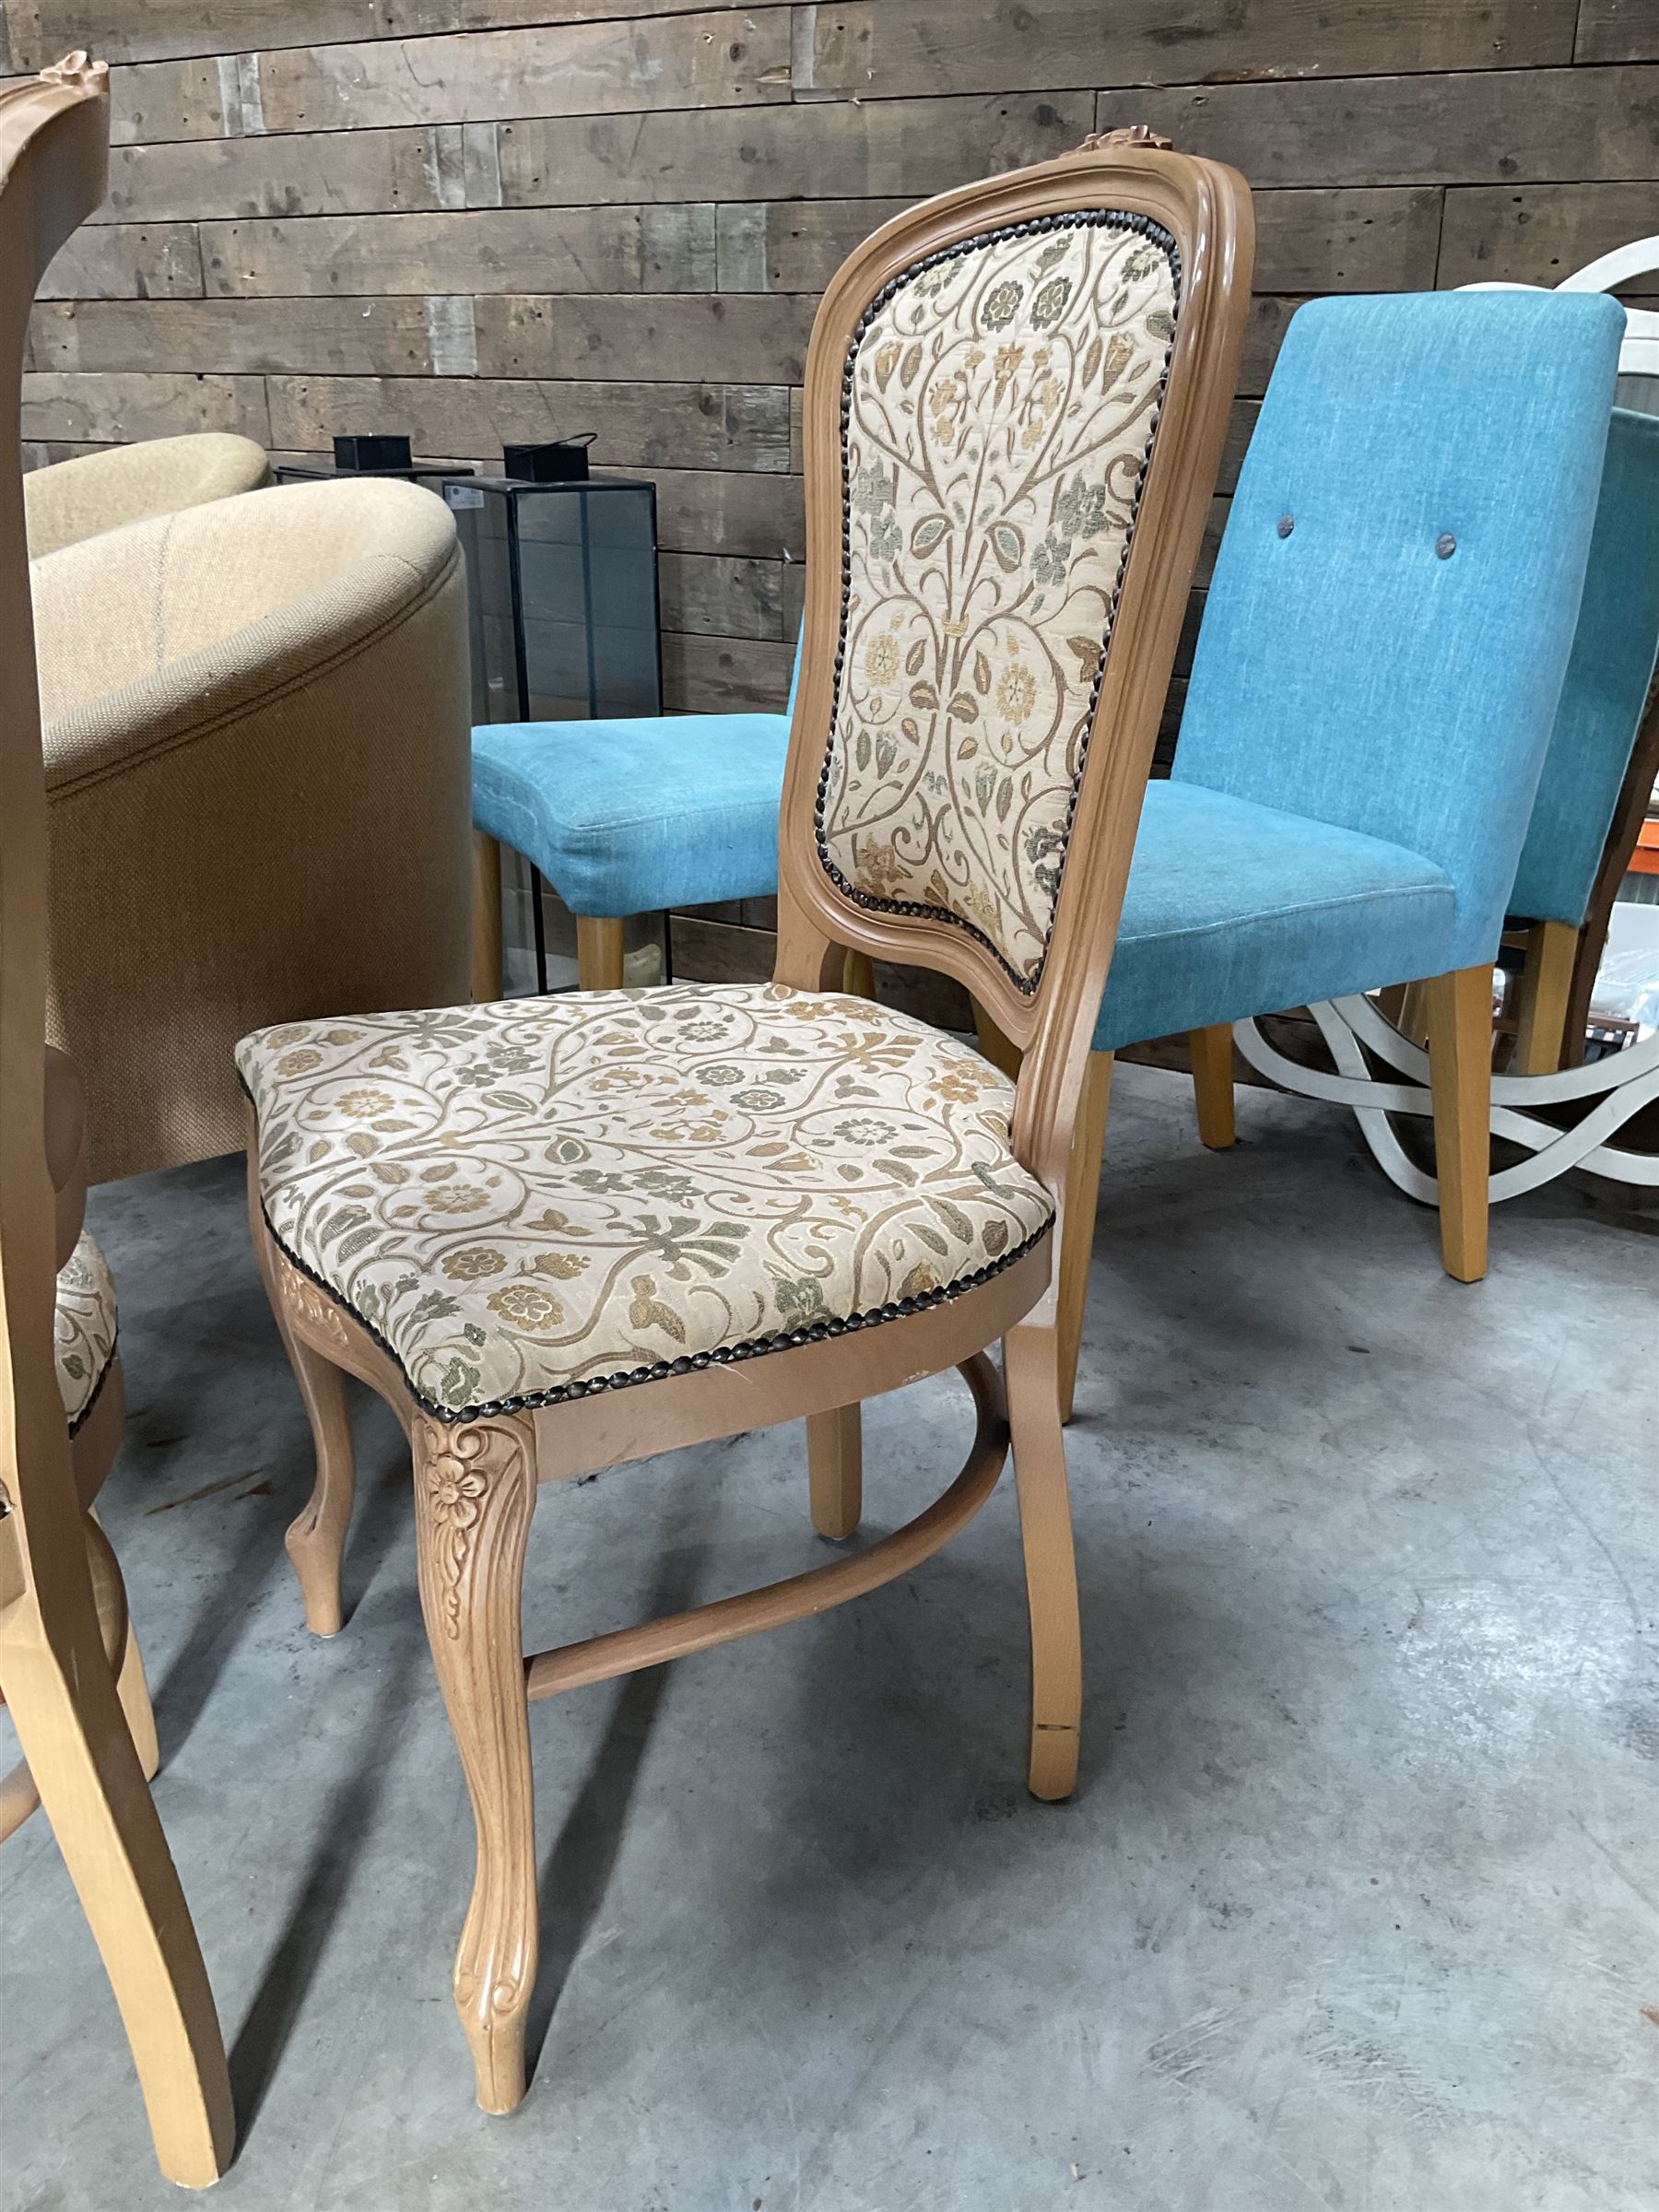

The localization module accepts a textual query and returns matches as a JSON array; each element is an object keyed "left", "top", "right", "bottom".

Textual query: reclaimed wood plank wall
[
  {"left": 14, "top": 6, "right": 1654, "bottom": 715},
  {"left": 11, "top": 5, "right": 1654, "bottom": 982}
]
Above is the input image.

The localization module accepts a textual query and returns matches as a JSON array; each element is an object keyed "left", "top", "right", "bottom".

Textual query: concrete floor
[{"left": 2, "top": 1064, "right": 1653, "bottom": 2212}]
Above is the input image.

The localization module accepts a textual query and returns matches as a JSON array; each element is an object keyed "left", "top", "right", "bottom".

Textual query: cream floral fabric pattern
[
  {"left": 820, "top": 213, "right": 1178, "bottom": 986},
  {"left": 56, "top": 1229, "right": 117, "bottom": 1431},
  {"left": 238, "top": 985, "right": 1053, "bottom": 1418}
]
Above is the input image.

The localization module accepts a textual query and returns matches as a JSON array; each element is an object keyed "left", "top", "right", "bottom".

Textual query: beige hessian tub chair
[
  {"left": 24, "top": 429, "right": 270, "bottom": 559},
  {"left": 36, "top": 476, "right": 473, "bottom": 1183}
]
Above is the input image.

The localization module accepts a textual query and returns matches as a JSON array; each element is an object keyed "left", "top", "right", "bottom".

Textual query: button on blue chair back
[
  {"left": 1507, "top": 406, "right": 1659, "bottom": 928},
  {"left": 1173, "top": 290, "right": 1626, "bottom": 971}
]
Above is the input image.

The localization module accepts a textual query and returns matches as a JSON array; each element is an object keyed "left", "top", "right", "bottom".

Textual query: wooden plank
[
  {"left": 253, "top": 12, "right": 791, "bottom": 136},
  {"left": 1238, "top": 295, "right": 1300, "bottom": 396},
  {"left": 662, "top": 629, "right": 792, "bottom": 712},
  {"left": 109, "top": 59, "right": 228, "bottom": 147},
  {"left": 1438, "top": 183, "right": 1659, "bottom": 287},
  {"left": 200, "top": 207, "right": 717, "bottom": 297},
  {"left": 612, "top": 465, "right": 804, "bottom": 559},
  {"left": 40, "top": 224, "right": 204, "bottom": 301},
  {"left": 1575, "top": 0, "right": 1659, "bottom": 62},
  {"left": 1094, "top": 66, "right": 1659, "bottom": 187},
  {"left": 795, "top": 0, "right": 1577, "bottom": 100},
  {"left": 28, "top": 297, "right": 438, "bottom": 377},
  {"left": 265, "top": 375, "right": 793, "bottom": 472},
  {"left": 716, "top": 189, "right": 1441, "bottom": 293},
  {"left": 496, "top": 88, "right": 1092, "bottom": 206},
  {"left": 473, "top": 293, "right": 816, "bottom": 384},
  {"left": 5, "top": 1, "right": 743, "bottom": 68},
  {"left": 658, "top": 550, "right": 784, "bottom": 640},
  {"left": 94, "top": 128, "right": 447, "bottom": 225},
  {"left": 20, "top": 371, "right": 273, "bottom": 445}
]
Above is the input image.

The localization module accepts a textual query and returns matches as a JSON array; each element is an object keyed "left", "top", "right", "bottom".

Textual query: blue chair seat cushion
[
  {"left": 472, "top": 713, "right": 790, "bottom": 917},
  {"left": 1094, "top": 781, "right": 1457, "bottom": 1052}
]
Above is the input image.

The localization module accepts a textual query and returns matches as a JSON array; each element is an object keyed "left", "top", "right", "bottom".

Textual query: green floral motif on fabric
[
  {"left": 239, "top": 985, "right": 1053, "bottom": 1418},
  {"left": 819, "top": 216, "right": 1177, "bottom": 984}
]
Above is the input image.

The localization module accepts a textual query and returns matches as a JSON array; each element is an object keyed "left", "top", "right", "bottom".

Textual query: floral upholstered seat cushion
[
  {"left": 237, "top": 984, "right": 1053, "bottom": 1419},
  {"left": 56, "top": 1229, "right": 117, "bottom": 1433}
]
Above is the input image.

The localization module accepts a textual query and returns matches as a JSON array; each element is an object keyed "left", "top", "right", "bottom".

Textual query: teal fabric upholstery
[
  {"left": 1507, "top": 406, "right": 1659, "bottom": 928},
  {"left": 1093, "top": 784, "right": 1454, "bottom": 1052},
  {"left": 1094, "top": 289, "right": 1623, "bottom": 1053},
  {"left": 473, "top": 712, "right": 790, "bottom": 916},
  {"left": 472, "top": 641, "right": 799, "bottom": 918}
]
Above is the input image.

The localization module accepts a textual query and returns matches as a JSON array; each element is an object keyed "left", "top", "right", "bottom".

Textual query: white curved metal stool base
[{"left": 1233, "top": 995, "right": 1659, "bottom": 1202}]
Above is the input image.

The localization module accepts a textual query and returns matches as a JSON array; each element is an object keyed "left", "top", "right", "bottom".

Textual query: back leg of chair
[
  {"left": 1188, "top": 1024, "right": 1237, "bottom": 1148},
  {"left": 472, "top": 832, "right": 504, "bottom": 1003},
  {"left": 841, "top": 948, "right": 875, "bottom": 999},
  {"left": 1054, "top": 1052, "right": 1113, "bottom": 1425},
  {"left": 0, "top": 1590, "right": 234, "bottom": 2187},
  {"left": 1004, "top": 1319, "right": 1082, "bottom": 1802},
  {"left": 1512, "top": 919, "right": 1578, "bottom": 1075},
  {"left": 806, "top": 1405, "right": 862, "bottom": 1538},
  {"left": 576, "top": 916, "right": 627, "bottom": 992},
  {"left": 1425, "top": 965, "right": 1493, "bottom": 1283}
]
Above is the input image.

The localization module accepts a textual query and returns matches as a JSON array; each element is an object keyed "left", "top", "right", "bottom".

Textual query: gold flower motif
[
  {"left": 335, "top": 1087, "right": 396, "bottom": 1119},
  {"left": 425, "top": 1182, "right": 493, "bottom": 1214},
  {"left": 996, "top": 664, "right": 1037, "bottom": 723},
  {"left": 276, "top": 1048, "right": 324, "bottom": 1077},
  {"left": 442, "top": 1246, "right": 505, "bottom": 1281},
  {"left": 487, "top": 1282, "right": 564, "bottom": 1330},
  {"left": 864, "top": 631, "right": 900, "bottom": 686}
]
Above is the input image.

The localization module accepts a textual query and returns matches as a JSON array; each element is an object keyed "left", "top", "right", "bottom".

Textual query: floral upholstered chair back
[{"left": 817, "top": 209, "right": 1181, "bottom": 996}]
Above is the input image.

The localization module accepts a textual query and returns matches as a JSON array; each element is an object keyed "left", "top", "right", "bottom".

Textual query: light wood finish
[
  {"left": 0, "top": 56, "right": 231, "bottom": 2190},
  {"left": 252, "top": 141, "right": 1254, "bottom": 2112},
  {"left": 1055, "top": 1053, "right": 1114, "bottom": 1427},
  {"left": 411, "top": 1410, "right": 538, "bottom": 2115},
  {"left": 575, "top": 913, "right": 627, "bottom": 992},
  {"left": 472, "top": 830, "right": 504, "bottom": 1004},
  {"left": 1425, "top": 965, "right": 1494, "bottom": 1283},
  {"left": 1395, "top": 978, "right": 1432, "bottom": 1047},
  {"left": 806, "top": 1404, "right": 863, "bottom": 1540},
  {"left": 1511, "top": 918, "right": 1579, "bottom": 1076},
  {"left": 1188, "top": 1023, "right": 1238, "bottom": 1148}
]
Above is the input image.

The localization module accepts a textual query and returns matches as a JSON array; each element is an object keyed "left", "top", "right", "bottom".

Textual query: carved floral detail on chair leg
[
  {"left": 411, "top": 1411, "right": 539, "bottom": 2114},
  {"left": 272, "top": 1252, "right": 356, "bottom": 1637}
]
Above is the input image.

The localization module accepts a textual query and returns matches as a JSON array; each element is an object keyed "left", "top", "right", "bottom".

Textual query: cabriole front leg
[{"left": 412, "top": 1411, "right": 539, "bottom": 2112}]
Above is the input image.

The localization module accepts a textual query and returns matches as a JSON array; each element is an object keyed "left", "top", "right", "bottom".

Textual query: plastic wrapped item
[{"left": 1591, "top": 899, "right": 1659, "bottom": 1034}]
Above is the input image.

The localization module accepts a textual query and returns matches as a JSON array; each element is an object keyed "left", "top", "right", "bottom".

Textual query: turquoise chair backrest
[
  {"left": 1174, "top": 290, "right": 1624, "bottom": 971},
  {"left": 1506, "top": 406, "right": 1659, "bottom": 927}
]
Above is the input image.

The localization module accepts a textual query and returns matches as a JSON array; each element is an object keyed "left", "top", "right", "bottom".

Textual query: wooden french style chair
[
  {"left": 0, "top": 55, "right": 232, "bottom": 2190},
  {"left": 239, "top": 135, "right": 1253, "bottom": 2112}
]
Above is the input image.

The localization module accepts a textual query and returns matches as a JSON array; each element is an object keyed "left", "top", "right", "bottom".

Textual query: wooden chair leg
[
  {"left": 412, "top": 1412, "right": 539, "bottom": 2114},
  {"left": 1055, "top": 1051, "right": 1112, "bottom": 1426},
  {"left": 1188, "top": 1024, "right": 1237, "bottom": 1148},
  {"left": 1396, "top": 978, "right": 1431, "bottom": 1047},
  {"left": 0, "top": 1598, "right": 233, "bottom": 2186},
  {"left": 1512, "top": 918, "right": 1579, "bottom": 1076},
  {"left": 576, "top": 915, "right": 627, "bottom": 992},
  {"left": 1424, "top": 965, "right": 1493, "bottom": 1284},
  {"left": 472, "top": 831, "right": 504, "bottom": 1003},
  {"left": 88, "top": 1510, "right": 159, "bottom": 1779},
  {"left": 1003, "top": 1322, "right": 1083, "bottom": 1803},
  {"left": 841, "top": 947, "right": 875, "bottom": 999},
  {"left": 276, "top": 1316, "right": 356, "bottom": 1639},
  {"left": 807, "top": 1405, "right": 862, "bottom": 1539}
]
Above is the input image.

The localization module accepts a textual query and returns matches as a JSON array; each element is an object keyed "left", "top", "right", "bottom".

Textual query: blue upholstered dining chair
[
  {"left": 1043, "top": 288, "right": 1624, "bottom": 1406},
  {"left": 1495, "top": 404, "right": 1659, "bottom": 1073},
  {"left": 471, "top": 649, "right": 797, "bottom": 994}
]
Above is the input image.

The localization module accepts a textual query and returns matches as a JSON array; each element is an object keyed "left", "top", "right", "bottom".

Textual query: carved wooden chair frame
[
  {"left": 252, "top": 137, "right": 1253, "bottom": 2114},
  {"left": 0, "top": 56, "right": 232, "bottom": 2190}
]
